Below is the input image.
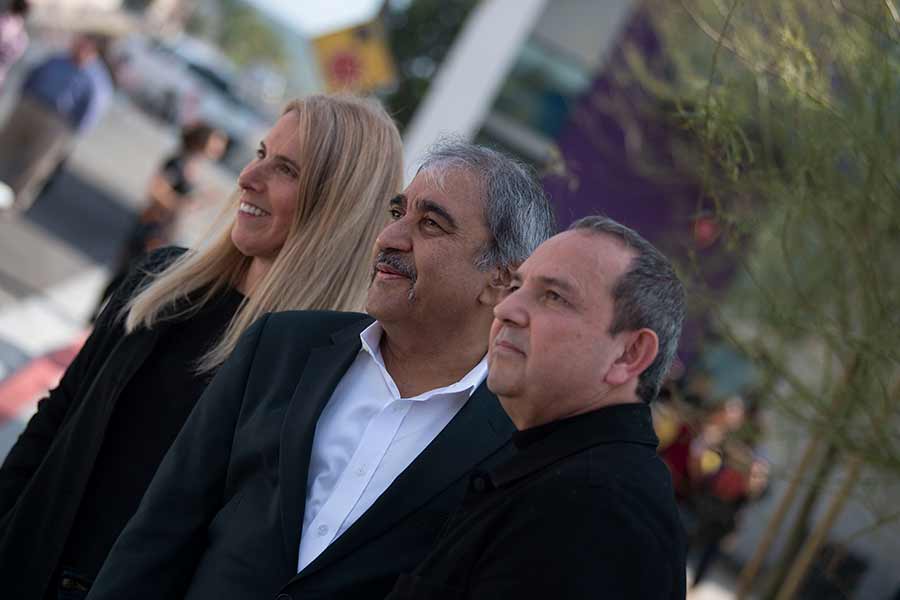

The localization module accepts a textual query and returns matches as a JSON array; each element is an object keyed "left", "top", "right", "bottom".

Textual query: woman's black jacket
[{"left": 0, "top": 247, "right": 186, "bottom": 600}]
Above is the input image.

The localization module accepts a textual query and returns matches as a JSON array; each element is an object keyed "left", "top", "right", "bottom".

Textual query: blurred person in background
[
  {"left": 655, "top": 387, "right": 698, "bottom": 501},
  {"left": 0, "top": 0, "right": 30, "bottom": 90},
  {"left": 0, "top": 33, "right": 112, "bottom": 215},
  {"left": 93, "top": 122, "right": 229, "bottom": 319},
  {"left": 0, "top": 94, "right": 403, "bottom": 600},
  {"left": 689, "top": 455, "right": 768, "bottom": 587},
  {"left": 686, "top": 397, "right": 769, "bottom": 588}
]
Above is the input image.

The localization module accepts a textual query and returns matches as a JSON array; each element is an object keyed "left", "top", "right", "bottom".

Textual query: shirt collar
[
  {"left": 358, "top": 321, "right": 488, "bottom": 401},
  {"left": 491, "top": 403, "right": 660, "bottom": 488}
]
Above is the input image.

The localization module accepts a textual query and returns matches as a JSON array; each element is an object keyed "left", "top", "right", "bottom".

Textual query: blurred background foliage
[
  {"left": 382, "top": 0, "right": 479, "bottom": 130},
  {"left": 621, "top": 1, "right": 900, "bottom": 597}
]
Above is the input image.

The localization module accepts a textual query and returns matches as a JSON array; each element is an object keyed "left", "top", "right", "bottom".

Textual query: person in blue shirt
[{"left": 0, "top": 34, "right": 112, "bottom": 215}]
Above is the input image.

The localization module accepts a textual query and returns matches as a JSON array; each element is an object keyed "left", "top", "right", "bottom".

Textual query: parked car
[{"left": 112, "top": 34, "right": 271, "bottom": 171}]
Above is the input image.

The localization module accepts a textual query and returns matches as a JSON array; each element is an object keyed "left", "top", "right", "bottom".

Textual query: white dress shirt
[{"left": 296, "top": 322, "right": 488, "bottom": 573}]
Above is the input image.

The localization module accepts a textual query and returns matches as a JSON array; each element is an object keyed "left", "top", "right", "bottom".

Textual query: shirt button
[
  {"left": 355, "top": 465, "right": 367, "bottom": 477},
  {"left": 392, "top": 404, "right": 404, "bottom": 413},
  {"left": 317, "top": 524, "right": 329, "bottom": 536}
]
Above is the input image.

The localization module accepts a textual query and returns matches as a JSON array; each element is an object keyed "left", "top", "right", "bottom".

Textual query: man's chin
[
  {"left": 365, "top": 293, "right": 410, "bottom": 322},
  {"left": 486, "top": 372, "right": 518, "bottom": 397}
]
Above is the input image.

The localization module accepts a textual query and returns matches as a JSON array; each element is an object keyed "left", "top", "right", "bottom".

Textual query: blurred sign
[{"left": 312, "top": 20, "right": 396, "bottom": 93}]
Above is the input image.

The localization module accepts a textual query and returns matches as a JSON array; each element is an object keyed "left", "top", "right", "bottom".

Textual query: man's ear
[
  {"left": 604, "top": 329, "right": 659, "bottom": 387},
  {"left": 478, "top": 265, "right": 515, "bottom": 306}
]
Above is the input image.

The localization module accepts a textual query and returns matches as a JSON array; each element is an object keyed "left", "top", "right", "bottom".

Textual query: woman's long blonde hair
[{"left": 123, "top": 94, "right": 403, "bottom": 372}]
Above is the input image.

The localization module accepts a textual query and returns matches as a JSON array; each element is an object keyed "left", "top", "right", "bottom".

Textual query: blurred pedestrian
[
  {"left": 689, "top": 453, "right": 769, "bottom": 587},
  {"left": 656, "top": 399, "right": 698, "bottom": 501},
  {"left": 0, "top": 94, "right": 403, "bottom": 600},
  {"left": 686, "top": 397, "right": 769, "bottom": 587},
  {"left": 0, "top": 0, "right": 30, "bottom": 90},
  {"left": 93, "top": 122, "right": 228, "bottom": 319},
  {"left": 0, "top": 33, "right": 113, "bottom": 215}
]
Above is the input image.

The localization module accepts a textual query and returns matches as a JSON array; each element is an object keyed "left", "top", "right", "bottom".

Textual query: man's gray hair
[
  {"left": 418, "top": 138, "right": 557, "bottom": 269},
  {"left": 570, "top": 215, "right": 686, "bottom": 403}
]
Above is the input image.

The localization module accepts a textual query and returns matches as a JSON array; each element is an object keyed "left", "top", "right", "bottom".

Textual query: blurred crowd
[{"left": 654, "top": 383, "right": 770, "bottom": 588}]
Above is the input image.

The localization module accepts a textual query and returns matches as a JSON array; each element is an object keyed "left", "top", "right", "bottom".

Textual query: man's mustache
[{"left": 372, "top": 251, "right": 417, "bottom": 282}]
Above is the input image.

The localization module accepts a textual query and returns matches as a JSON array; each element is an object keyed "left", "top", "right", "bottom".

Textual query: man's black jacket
[
  {"left": 87, "top": 310, "right": 515, "bottom": 600},
  {"left": 388, "top": 403, "right": 687, "bottom": 599}
]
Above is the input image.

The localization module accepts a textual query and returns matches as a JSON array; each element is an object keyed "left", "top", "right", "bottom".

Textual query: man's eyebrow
[
  {"left": 389, "top": 194, "right": 407, "bottom": 208},
  {"left": 415, "top": 199, "right": 458, "bottom": 229},
  {"left": 535, "top": 275, "right": 578, "bottom": 296}
]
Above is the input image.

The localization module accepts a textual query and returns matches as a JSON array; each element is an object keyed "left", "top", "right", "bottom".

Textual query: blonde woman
[{"left": 0, "top": 94, "right": 403, "bottom": 600}]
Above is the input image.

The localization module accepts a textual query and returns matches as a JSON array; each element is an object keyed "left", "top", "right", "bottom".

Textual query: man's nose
[
  {"left": 493, "top": 289, "right": 528, "bottom": 327},
  {"left": 375, "top": 217, "right": 412, "bottom": 253}
]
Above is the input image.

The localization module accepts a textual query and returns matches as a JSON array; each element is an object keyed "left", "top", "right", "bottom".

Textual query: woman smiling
[{"left": 0, "top": 94, "right": 403, "bottom": 600}]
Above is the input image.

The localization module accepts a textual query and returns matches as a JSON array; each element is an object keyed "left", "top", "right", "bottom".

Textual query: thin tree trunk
[
  {"left": 734, "top": 435, "right": 821, "bottom": 599},
  {"left": 774, "top": 455, "right": 864, "bottom": 600},
  {"left": 760, "top": 441, "right": 840, "bottom": 600},
  {"left": 773, "top": 377, "right": 900, "bottom": 599},
  {"left": 736, "top": 357, "right": 860, "bottom": 599}
]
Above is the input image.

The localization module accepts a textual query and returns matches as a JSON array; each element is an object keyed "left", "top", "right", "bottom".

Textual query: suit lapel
[
  {"left": 293, "top": 382, "right": 514, "bottom": 581},
  {"left": 278, "top": 320, "right": 370, "bottom": 569}
]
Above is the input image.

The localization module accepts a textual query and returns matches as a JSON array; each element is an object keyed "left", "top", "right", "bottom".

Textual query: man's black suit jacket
[
  {"left": 87, "top": 310, "right": 515, "bottom": 600},
  {"left": 388, "top": 404, "right": 687, "bottom": 599}
]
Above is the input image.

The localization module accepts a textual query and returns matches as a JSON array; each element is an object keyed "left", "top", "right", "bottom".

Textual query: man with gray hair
[
  {"left": 389, "top": 215, "right": 687, "bottom": 599},
  {"left": 88, "top": 139, "right": 556, "bottom": 600}
]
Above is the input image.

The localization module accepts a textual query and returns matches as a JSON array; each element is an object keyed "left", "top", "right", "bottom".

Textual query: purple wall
[{"left": 542, "top": 11, "right": 738, "bottom": 364}]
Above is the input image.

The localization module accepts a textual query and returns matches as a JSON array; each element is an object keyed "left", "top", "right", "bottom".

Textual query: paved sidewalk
[{"left": 0, "top": 87, "right": 234, "bottom": 457}]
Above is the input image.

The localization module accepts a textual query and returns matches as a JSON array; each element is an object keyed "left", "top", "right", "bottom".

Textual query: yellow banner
[{"left": 312, "top": 20, "right": 397, "bottom": 93}]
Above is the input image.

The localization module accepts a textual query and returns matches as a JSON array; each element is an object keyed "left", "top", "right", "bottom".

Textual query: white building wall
[
  {"left": 402, "top": 0, "right": 634, "bottom": 173},
  {"left": 532, "top": 0, "right": 632, "bottom": 72},
  {"left": 400, "top": 0, "right": 548, "bottom": 178}
]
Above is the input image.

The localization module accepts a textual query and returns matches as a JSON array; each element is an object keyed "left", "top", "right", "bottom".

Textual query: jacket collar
[
  {"left": 278, "top": 316, "right": 373, "bottom": 567},
  {"left": 291, "top": 374, "right": 514, "bottom": 582},
  {"left": 489, "top": 402, "right": 659, "bottom": 489},
  {"left": 279, "top": 316, "right": 516, "bottom": 580}
]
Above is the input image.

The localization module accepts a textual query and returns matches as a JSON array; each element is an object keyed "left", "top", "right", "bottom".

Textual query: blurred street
[{"left": 0, "top": 87, "right": 234, "bottom": 456}]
